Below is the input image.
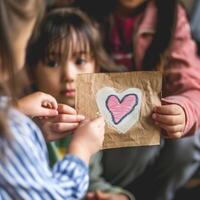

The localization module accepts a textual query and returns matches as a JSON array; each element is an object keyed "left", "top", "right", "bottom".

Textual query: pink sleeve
[{"left": 162, "top": 5, "right": 200, "bottom": 136}]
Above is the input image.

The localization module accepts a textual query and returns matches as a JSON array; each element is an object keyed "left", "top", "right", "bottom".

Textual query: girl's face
[
  {"left": 118, "top": 0, "right": 147, "bottom": 9},
  {"left": 33, "top": 49, "right": 96, "bottom": 107}
]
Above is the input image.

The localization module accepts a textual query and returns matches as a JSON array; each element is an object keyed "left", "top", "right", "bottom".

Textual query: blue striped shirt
[{"left": 0, "top": 108, "right": 89, "bottom": 200}]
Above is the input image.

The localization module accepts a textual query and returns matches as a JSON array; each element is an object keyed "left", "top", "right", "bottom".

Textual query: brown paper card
[{"left": 76, "top": 71, "right": 162, "bottom": 149}]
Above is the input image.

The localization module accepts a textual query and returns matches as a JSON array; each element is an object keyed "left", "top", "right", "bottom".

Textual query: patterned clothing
[{"left": 0, "top": 108, "right": 89, "bottom": 200}]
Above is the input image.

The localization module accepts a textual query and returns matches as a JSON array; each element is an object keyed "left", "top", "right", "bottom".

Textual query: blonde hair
[{"left": 0, "top": 0, "right": 45, "bottom": 138}]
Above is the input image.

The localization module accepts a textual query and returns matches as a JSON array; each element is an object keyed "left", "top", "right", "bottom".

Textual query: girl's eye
[
  {"left": 75, "top": 58, "right": 87, "bottom": 66},
  {"left": 46, "top": 59, "right": 59, "bottom": 68}
]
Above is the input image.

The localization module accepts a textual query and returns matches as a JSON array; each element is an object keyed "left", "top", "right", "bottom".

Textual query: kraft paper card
[{"left": 75, "top": 71, "right": 162, "bottom": 149}]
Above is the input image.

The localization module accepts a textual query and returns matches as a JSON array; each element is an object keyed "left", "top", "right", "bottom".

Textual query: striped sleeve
[{"left": 0, "top": 110, "right": 89, "bottom": 200}]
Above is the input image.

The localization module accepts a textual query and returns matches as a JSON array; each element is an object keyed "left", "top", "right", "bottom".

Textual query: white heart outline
[{"left": 96, "top": 87, "right": 142, "bottom": 134}]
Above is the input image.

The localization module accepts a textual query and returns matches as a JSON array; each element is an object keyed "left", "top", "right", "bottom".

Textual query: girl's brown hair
[
  {"left": 26, "top": 7, "right": 115, "bottom": 72},
  {"left": 0, "top": 0, "right": 45, "bottom": 138}
]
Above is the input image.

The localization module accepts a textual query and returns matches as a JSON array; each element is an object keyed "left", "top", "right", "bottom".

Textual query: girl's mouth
[{"left": 63, "top": 89, "right": 75, "bottom": 97}]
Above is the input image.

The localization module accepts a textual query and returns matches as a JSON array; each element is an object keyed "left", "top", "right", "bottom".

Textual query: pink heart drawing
[
  {"left": 96, "top": 87, "right": 142, "bottom": 133},
  {"left": 106, "top": 94, "right": 138, "bottom": 124}
]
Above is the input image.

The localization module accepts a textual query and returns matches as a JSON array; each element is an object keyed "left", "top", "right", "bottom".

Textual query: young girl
[
  {"left": 26, "top": 6, "right": 133, "bottom": 200},
  {"left": 75, "top": 0, "right": 200, "bottom": 200},
  {"left": 0, "top": 0, "right": 105, "bottom": 199}
]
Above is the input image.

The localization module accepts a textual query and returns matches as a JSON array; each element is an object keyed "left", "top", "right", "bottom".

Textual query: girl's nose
[{"left": 62, "top": 62, "right": 76, "bottom": 82}]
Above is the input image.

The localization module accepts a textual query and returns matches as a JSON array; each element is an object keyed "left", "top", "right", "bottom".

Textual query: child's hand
[
  {"left": 69, "top": 116, "right": 105, "bottom": 164},
  {"left": 86, "top": 191, "right": 129, "bottom": 200},
  {"left": 18, "top": 92, "right": 58, "bottom": 117},
  {"left": 152, "top": 104, "right": 186, "bottom": 139},
  {"left": 37, "top": 104, "right": 85, "bottom": 141}
]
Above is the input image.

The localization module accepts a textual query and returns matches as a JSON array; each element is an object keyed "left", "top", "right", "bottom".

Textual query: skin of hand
[
  {"left": 68, "top": 116, "right": 105, "bottom": 164},
  {"left": 36, "top": 104, "right": 85, "bottom": 141},
  {"left": 152, "top": 104, "right": 186, "bottom": 139},
  {"left": 17, "top": 91, "right": 58, "bottom": 117},
  {"left": 86, "top": 191, "right": 129, "bottom": 200}
]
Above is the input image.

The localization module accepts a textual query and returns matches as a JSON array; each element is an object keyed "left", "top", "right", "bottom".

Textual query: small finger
[
  {"left": 42, "top": 101, "right": 48, "bottom": 107},
  {"left": 58, "top": 104, "right": 77, "bottom": 114},
  {"left": 154, "top": 105, "right": 182, "bottom": 115},
  {"left": 51, "top": 122, "right": 79, "bottom": 132},
  {"left": 47, "top": 102, "right": 53, "bottom": 109},
  {"left": 50, "top": 101, "right": 57, "bottom": 110},
  {"left": 169, "top": 132, "right": 183, "bottom": 139},
  {"left": 40, "top": 107, "right": 58, "bottom": 117},
  {"left": 152, "top": 113, "right": 183, "bottom": 125},
  {"left": 53, "top": 114, "right": 85, "bottom": 123},
  {"left": 42, "top": 100, "right": 53, "bottom": 109},
  {"left": 162, "top": 131, "right": 183, "bottom": 139},
  {"left": 155, "top": 121, "right": 184, "bottom": 133},
  {"left": 43, "top": 95, "right": 58, "bottom": 109}
]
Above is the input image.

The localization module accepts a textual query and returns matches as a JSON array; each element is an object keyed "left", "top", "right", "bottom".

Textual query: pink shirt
[
  {"left": 133, "top": 1, "right": 200, "bottom": 135},
  {"left": 111, "top": 14, "right": 136, "bottom": 71}
]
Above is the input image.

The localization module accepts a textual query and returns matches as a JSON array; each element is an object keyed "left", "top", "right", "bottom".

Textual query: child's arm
[
  {"left": 49, "top": 117, "right": 105, "bottom": 197},
  {"left": 17, "top": 91, "right": 58, "bottom": 117},
  {"left": 3, "top": 114, "right": 105, "bottom": 199},
  {"left": 156, "top": 5, "right": 200, "bottom": 138}
]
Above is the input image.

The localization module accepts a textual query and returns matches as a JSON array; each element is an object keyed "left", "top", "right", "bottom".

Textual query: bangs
[{"left": 45, "top": 26, "right": 93, "bottom": 64}]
